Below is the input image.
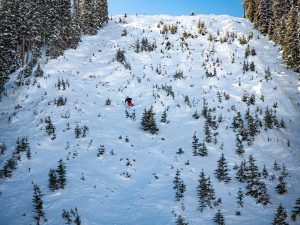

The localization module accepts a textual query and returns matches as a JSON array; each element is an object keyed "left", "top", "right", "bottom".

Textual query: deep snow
[{"left": 0, "top": 15, "right": 299, "bottom": 225}]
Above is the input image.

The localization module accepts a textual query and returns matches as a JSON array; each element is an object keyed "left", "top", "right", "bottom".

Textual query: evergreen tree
[
  {"left": 141, "top": 106, "right": 159, "bottom": 134},
  {"left": 204, "top": 119, "right": 212, "bottom": 143},
  {"left": 232, "top": 112, "right": 243, "bottom": 131},
  {"left": 264, "top": 107, "right": 274, "bottom": 129},
  {"left": 214, "top": 153, "right": 231, "bottom": 183},
  {"left": 235, "top": 133, "right": 245, "bottom": 156},
  {"left": 236, "top": 160, "right": 247, "bottom": 183},
  {"left": 271, "top": 0, "right": 287, "bottom": 44},
  {"left": 244, "top": 0, "right": 299, "bottom": 71},
  {"left": 213, "top": 210, "right": 225, "bottom": 225},
  {"left": 0, "top": 0, "right": 18, "bottom": 93},
  {"left": 32, "top": 184, "right": 47, "bottom": 224},
  {"left": 282, "top": 5, "right": 300, "bottom": 70},
  {"left": 192, "top": 132, "right": 199, "bottom": 156},
  {"left": 97, "top": 145, "right": 105, "bottom": 157},
  {"left": 0, "top": 142, "right": 6, "bottom": 155},
  {"left": 81, "top": 0, "right": 97, "bottom": 35},
  {"left": 273, "top": 160, "right": 281, "bottom": 171},
  {"left": 243, "top": 0, "right": 257, "bottom": 22},
  {"left": 57, "top": 159, "right": 67, "bottom": 189},
  {"left": 276, "top": 175, "right": 287, "bottom": 194},
  {"left": 173, "top": 169, "right": 186, "bottom": 201},
  {"left": 236, "top": 188, "right": 244, "bottom": 208},
  {"left": 94, "top": 0, "right": 108, "bottom": 29},
  {"left": 160, "top": 110, "right": 168, "bottom": 123},
  {"left": 197, "top": 170, "right": 208, "bottom": 212},
  {"left": 291, "top": 198, "right": 300, "bottom": 221},
  {"left": 273, "top": 203, "right": 288, "bottom": 225},
  {"left": 281, "top": 164, "right": 289, "bottom": 178},
  {"left": 249, "top": 61, "right": 256, "bottom": 71},
  {"left": 254, "top": 0, "right": 273, "bottom": 34},
  {"left": 256, "top": 180, "right": 271, "bottom": 206},
  {"left": 245, "top": 154, "right": 261, "bottom": 197},
  {"left": 48, "top": 169, "right": 59, "bottom": 192},
  {"left": 198, "top": 141, "right": 208, "bottom": 157},
  {"left": 176, "top": 215, "right": 188, "bottom": 225},
  {"left": 197, "top": 170, "right": 216, "bottom": 212},
  {"left": 45, "top": 116, "right": 56, "bottom": 139},
  {"left": 34, "top": 63, "right": 44, "bottom": 77},
  {"left": 206, "top": 177, "right": 216, "bottom": 208},
  {"left": 262, "top": 164, "right": 269, "bottom": 179}
]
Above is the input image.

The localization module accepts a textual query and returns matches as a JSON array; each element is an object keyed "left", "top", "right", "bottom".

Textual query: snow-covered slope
[{"left": 0, "top": 15, "right": 299, "bottom": 225}]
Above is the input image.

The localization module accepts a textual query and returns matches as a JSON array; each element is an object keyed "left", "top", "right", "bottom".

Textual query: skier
[{"left": 125, "top": 96, "right": 134, "bottom": 107}]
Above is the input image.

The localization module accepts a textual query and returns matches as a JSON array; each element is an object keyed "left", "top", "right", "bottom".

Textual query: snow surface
[{"left": 0, "top": 15, "right": 300, "bottom": 225}]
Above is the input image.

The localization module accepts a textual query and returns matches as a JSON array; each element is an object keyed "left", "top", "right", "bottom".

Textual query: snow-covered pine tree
[
  {"left": 173, "top": 169, "right": 186, "bottom": 201},
  {"left": 192, "top": 132, "right": 199, "bottom": 156},
  {"left": 235, "top": 160, "right": 246, "bottom": 182},
  {"left": 232, "top": 112, "right": 243, "bottom": 132},
  {"left": 271, "top": 0, "right": 287, "bottom": 44},
  {"left": 276, "top": 174, "right": 287, "bottom": 194},
  {"left": 45, "top": 116, "right": 56, "bottom": 139},
  {"left": 273, "top": 160, "right": 281, "bottom": 171},
  {"left": 197, "top": 170, "right": 208, "bottom": 212},
  {"left": 81, "top": 0, "right": 97, "bottom": 35},
  {"left": 141, "top": 106, "right": 159, "bottom": 134},
  {"left": 245, "top": 45, "right": 251, "bottom": 58},
  {"left": 291, "top": 198, "right": 300, "bottom": 221},
  {"left": 62, "top": 207, "right": 81, "bottom": 225},
  {"left": 176, "top": 215, "right": 188, "bottom": 225},
  {"left": 235, "top": 133, "right": 244, "bottom": 156},
  {"left": 204, "top": 119, "right": 212, "bottom": 143},
  {"left": 236, "top": 188, "right": 244, "bottom": 208},
  {"left": 254, "top": 0, "right": 273, "bottom": 34},
  {"left": 48, "top": 169, "right": 59, "bottom": 192},
  {"left": 272, "top": 203, "right": 288, "bottom": 225},
  {"left": 213, "top": 210, "right": 225, "bottom": 225},
  {"left": 244, "top": 0, "right": 299, "bottom": 71},
  {"left": 0, "top": 0, "right": 18, "bottom": 93},
  {"left": 97, "top": 145, "right": 106, "bottom": 157},
  {"left": 256, "top": 180, "right": 271, "bottom": 206},
  {"left": 282, "top": 5, "right": 300, "bottom": 70},
  {"left": 0, "top": 142, "right": 6, "bottom": 155},
  {"left": 75, "top": 124, "right": 82, "bottom": 138},
  {"left": 262, "top": 164, "right": 269, "bottom": 179},
  {"left": 198, "top": 141, "right": 208, "bottom": 157},
  {"left": 197, "top": 169, "right": 218, "bottom": 212},
  {"left": 94, "top": 0, "right": 108, "bottom": 29},
  {"left": 214, "top": 153, "right": 231, "bottom": 183},
  {"left": 243, "top": 0, "right": 257, "bottom": 22},
  {"left": 245, "top": 154, "right": 261, "bottom": 197},
  {"left": 32, "top": 184, "right": 47, "bottom": 224},
  {"left": 0, "top": 155, "right": 18, "bottom": 179},
  {"left": 34, "top": 64, "right": 44, "bottom": 77},
  {"left": 160, "top": 110, "right": 168, "bottom": 123},
  {"left": 57, "top": 159, "right": 67, "bottom": 189},
  {"left": 206, "top": 177, "right": 216, "bottom": 208}
]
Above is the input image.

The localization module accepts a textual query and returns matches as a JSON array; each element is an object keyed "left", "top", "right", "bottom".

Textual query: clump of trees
[
  {"left": 0, "top": 0, "right": 108, "bottom": 94},
  {"left": 244, "top": 0, "right": 300, "bottom": 72}
]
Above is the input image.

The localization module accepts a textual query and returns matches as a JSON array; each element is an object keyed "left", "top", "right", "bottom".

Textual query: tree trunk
[
  {"left": 22, "top": 36, "right": 25, "bottom": 66},
  {"left": 26, "top": 38, "right": 31, "bottom": 64}
]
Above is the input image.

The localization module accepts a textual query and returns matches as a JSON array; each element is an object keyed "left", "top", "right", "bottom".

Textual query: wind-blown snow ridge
[{"left": 0, "top": 15, "right": 299, "bottom": 225}]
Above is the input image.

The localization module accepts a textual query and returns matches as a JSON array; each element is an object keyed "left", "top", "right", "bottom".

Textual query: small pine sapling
[
  {"left": 97, "top": 145, "right": 105, "bottom": 157},
  {"left": 57, "top": 159, "right": 67, "bottom": 189},
  {"left": 32, "top": 184, "right": 47, "bottom": 224},
  {"left": 291, "top": 198, "right": 300, "bottom": 221},
  {"left": 213, "top": 210, "right": 225, "bottom": 225},
  {"left": 272, "top": 203, "right": 288, "bottom": 225},
  {"left": 214, "top": 153, "right": 231, "bottom": 183}
]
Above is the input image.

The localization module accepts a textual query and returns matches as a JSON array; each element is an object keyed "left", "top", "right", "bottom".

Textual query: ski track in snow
[{"left": 0, "top": 15, "right": 299, "bottom": 225}]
